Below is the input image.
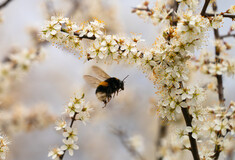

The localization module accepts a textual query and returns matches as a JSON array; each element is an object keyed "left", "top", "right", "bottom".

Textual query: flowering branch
[
  {"left": 0, "top": 47, "right": 43, "bottom": 94},
  {"left": 61, "top": 29, "right": 96, "bottom": 40},
  {"left": 0, "top": 135, "right": 10, "bottom": 159},
  {"left": 172, "top": 1, "right": 200, "bottom": 159},
  {"left": 0, "top": 0, "right": 12, "bottom": 10},
  {"left": 112, "top": 128, "right": 145, "bottom": 160},
  {"left": 155, "top": 1, "right": 178, "bottom": 159},
  {"left": 48, "top": 93, "right": 92, "bottom": 160},
  {"left": 213, "top": 29, "right": 225, "bottom": 106},
  {"left": 211, "top": 2, "right": 226, "bottom": 159},
  {"left": 58, "top": 112, "right": 77, "bottom": 160},
  {"left": 181, "top": 108, "right": 200, "bottom": 160},
  {"left": 156, "top": 122, "right": 167, "bottom": 160}
]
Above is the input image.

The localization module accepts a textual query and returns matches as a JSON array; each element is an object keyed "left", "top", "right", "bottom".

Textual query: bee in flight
[{"left": 83, "top": 66, "right": 128, "bottom": 107}]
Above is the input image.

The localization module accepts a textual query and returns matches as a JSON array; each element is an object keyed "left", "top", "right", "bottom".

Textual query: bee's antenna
[{"left": 122, "top": 75, "right": 129, "bottom": 82}]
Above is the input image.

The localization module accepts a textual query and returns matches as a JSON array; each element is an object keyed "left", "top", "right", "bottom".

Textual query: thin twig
[
  {"left": 112, "top": 127, "right": 145, "bottom": 160},
  {"left": 201, "top": 0, "right": 211, "bottom": 16},
  {"left": 74, "top": 32, "right": 96, "bottom": 40},
  {"left": 171, "top": 1, "right": 179, "bottom": 26},
  {"left": 0, "top": 0, "right": 12, "bottom": 10},
  {"left": 132, "top": 7, "right": 153, "bottom": 14},
  {"left": 156, "top": 122, "right": 167, "bottom": 160},
  {"left": 61, "top": 29, "right": 96, "bottom": 40},
  {"left": 181, "top": 108, "right": 200, "bottom": 160},
  {"left": 214, "top": 28, "right": 225, "bottom": 106},
  {"left": 219, "top": 33, "right": 235, "bottom": 39},
  {"left": 59, "top": 113, "right": 78, "bottom": 160},
  {"left": 205, "top": 13, "right": 235, "bottom": 19},
  {"left": 211, "top": 2, "right": 225, "bottom": 160}
]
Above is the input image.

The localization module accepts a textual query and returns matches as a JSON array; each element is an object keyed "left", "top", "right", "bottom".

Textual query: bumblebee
[{"left": 84, "top": 66, "right": 128, "bottom": 107}]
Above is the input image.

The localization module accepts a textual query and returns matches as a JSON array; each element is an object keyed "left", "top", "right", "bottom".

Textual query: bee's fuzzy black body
[
  {"left": 84, "top": 66, "right": 128, "bottom": 107},
  {"left": 96, "top": 77, "right": 124, "bottom": 106}
]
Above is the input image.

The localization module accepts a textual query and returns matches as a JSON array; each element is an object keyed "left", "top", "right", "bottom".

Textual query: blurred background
[{"left": 0, "top": 0, "right": 234, "bottom": 160}]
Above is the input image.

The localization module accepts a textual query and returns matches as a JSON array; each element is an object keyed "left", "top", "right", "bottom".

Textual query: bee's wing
[
  {"left": 92, "top": 65, "right": 111, "bottom": 80},
  {"left": 83, "top": 75, "right": 101, "bottom": 88}
]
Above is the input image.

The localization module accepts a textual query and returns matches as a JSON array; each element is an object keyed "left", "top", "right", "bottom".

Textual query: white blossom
[
  {"left": 48, "top": 148, "right": 64, "bottom": 160},
  {"left": 61, "top": 139, "right": 79, "bottom": 156},
  {"left": 63, "top": 127, "right": 78, "bottom": 142}
]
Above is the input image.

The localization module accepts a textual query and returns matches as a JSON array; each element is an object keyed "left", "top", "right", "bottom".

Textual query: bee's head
[
  {"left": 121, "top": 75, "right": 129, "bottom": 90},
  {"left": 120, "top": 81, "right": 124, "bottom": 90}
]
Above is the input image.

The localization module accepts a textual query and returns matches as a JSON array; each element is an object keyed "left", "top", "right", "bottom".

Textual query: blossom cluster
[
  {"left": 132, "top": 1, "right": 172, "bottom": 26},
  {"left": 0, "top": 48, "right": 41, "bottom": 94},
  {"left": 198, "top": 102, "right": 235, "bottom": 159},
  {"left": 199, "top": 42, "right": 235, "bottom": 77},
  {"left": 126, "top": 134, "right": 144, "bottom": 154},
  {"left": 48, "top": 93, "right": 92, "bottom": 160},
  {"left": 41, "top": 16, "right": 104, "bottom": 51},
  {"left": 87, "top": 34, "right": 145, "bottom": 64},
  {"left": 0, "top": 104, "right": 55, "bottom": 135},
  {"left": 210, "top": 15, "right": 223, "bottom": 29},
  {"left": 0, "top": 134, "right": 9, "bottom": 160},
  {"left": 154, "top": 10, "right": 210, "bottom": 121},
  {"left": 112, "top": 127, "right": 145, "bottom": 158},
  {"left": 228, "top": 5, "right": 235, "bottom": 14},
  {"left": 132, "top": 0, "right": 223, "bottom": 29}
]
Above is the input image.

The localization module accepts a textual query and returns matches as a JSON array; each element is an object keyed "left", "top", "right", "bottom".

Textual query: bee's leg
[
  {"left": 102, "top": 100, "right": 107, "bottom": 108},
  {"left": 108, "top": 95, "right": 111, "bottom": 101},
  {"left": 109, "top": 95, "right": 113, "bottom": 102},
  {"left": 103, "top": 103, "right": 107, "bottom": 108}
]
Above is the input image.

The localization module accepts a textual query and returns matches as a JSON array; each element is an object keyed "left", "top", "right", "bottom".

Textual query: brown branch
[
  {"left": 171, "top": 1, "right": 179, "bottom": 26},
  {"left": 219, "top": 33, "right": 235, "bottom": 39},
  {"left": 61, "top": 29, "right": 96, "bottom": 40},
  {"left": 213, "top": 145, "right": 221, "bottom": 160},
  {"left": 211, "top": 2, "right": 225, "bottom": 159},
  {"left": 59, "top": 112, "right": 78, "bottom": 160},
  {"left": 0, "top": 0, "right": 12, "bottom": 10},
  {"left": 205, "top": 13, "right": 235, "bottom": 19},
  {"left": 173, "top": 1, "right": 200, "bottom": 160},
  {"left": 132, "top": 7, "right": 152, "bottom": 13},
  {"left": 212, "top": 29, "right": 224, "bottom": 160},
  {"left": 201, "top": 0, "right": 211, "bottom": 16},
  {"left": 181, "top": 108, "right": 200, "bottom": 160},
  {"left": 213, "top": 29, "right": 225, "bottom": 106},
  {"left": 112, "top": 128, "right": 146, "bottom": 160},
  {"left": 74, "top": 32, "right": 96, "bottom": 40},
  {"left": 156, "top": 122, "right": 167, "bottom": 160}
]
